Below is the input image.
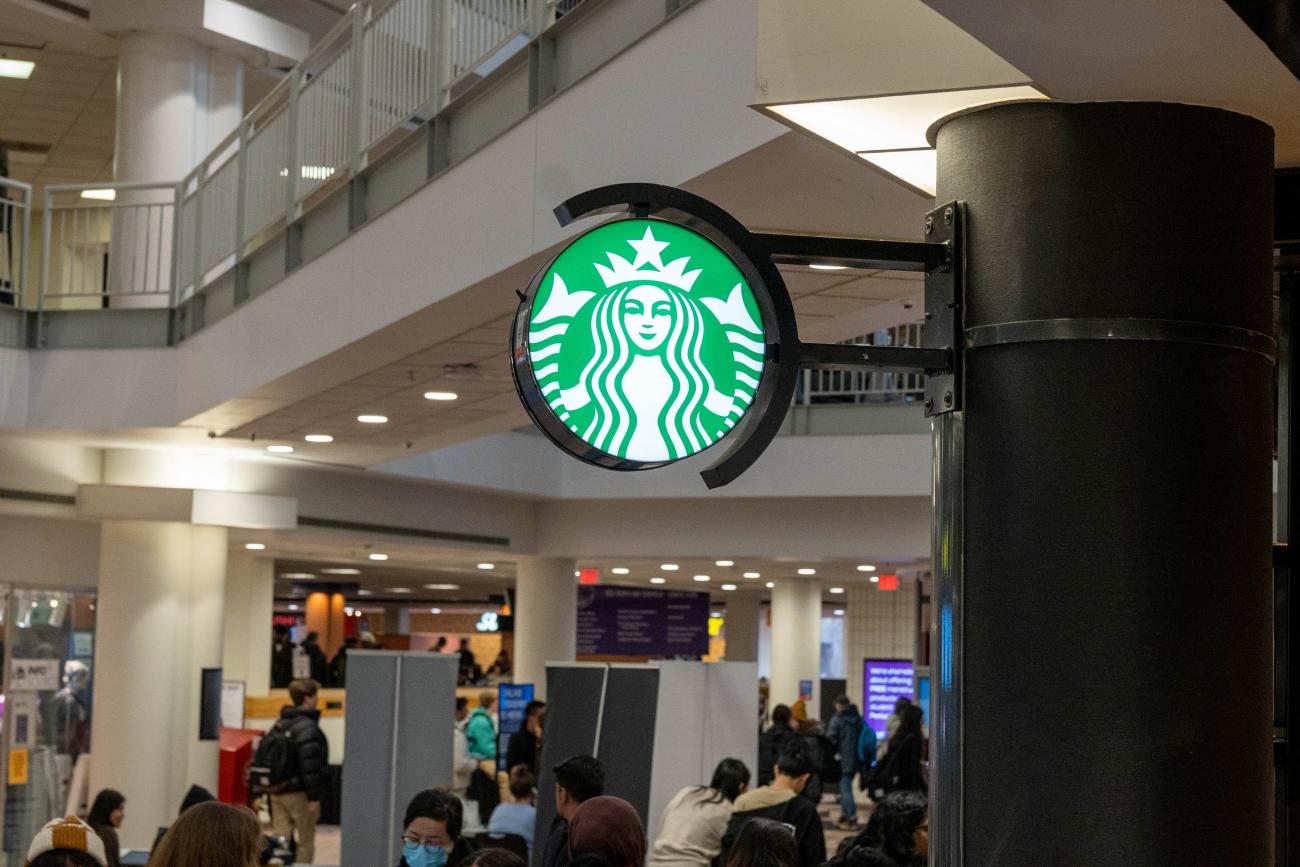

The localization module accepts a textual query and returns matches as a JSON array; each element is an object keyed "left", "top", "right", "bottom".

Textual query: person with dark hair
[
  {"left": 717, "top": 744, "right": 825, "bottom": 867},
  {"left": 721, "top": 817, "right": 797, "bottom": 867},
  {"left": 648, "top": 758, "right": 750, "bottom": 867},
  {"left": 505, "top": 700, "right": 546, "bottom": 775},
  {"left": 568, "top": 796, "right": 646, "bottom": 867},
  {"left": 26, "top": 816, "right": 108, "bottom": 867},
  {"left": 832, "top": 792, "right": 927, "bottom": 867},
  {"left": 329, "top": 635, "right": 358, "bottom": 686},
  {"left": 538, "top": 755, "right": 605, "bottom": 867},
  {"left": 86, "top": 788, "right": 125, "bottom": 867},
  {"left": 150, "top": 802, "right": 262, "bottom": 867},
  {"left": 398, "top": 789, "right": 474, "bottom": 867},
  {"left": 271, "top": 624, "right": 295, "bottom": 689},
  {"left": 873, "top": 707, "right": 925, "bottom": 795},
  {"left": 302, "top": 631, "right": 328, "bottom": 685},
  {"left": 467, "top": 849, "right": 525, "bottom": 867},
  {"left": 826, "top": 695, "right": 865, "bottom": 829},
  {"left": 487, "top": 765, "right": 538, "bottom": 854},
  {"left": 269, "top": 677, "right": 329, "bottom": 864},
  {"left": 757, "top": 705, "right": 797, "bottom": 787}
]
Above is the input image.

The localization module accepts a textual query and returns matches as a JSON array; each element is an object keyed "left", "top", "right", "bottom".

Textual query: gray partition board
[
  {"left": 342, "top": 651, "right": 458, "bottom": 867},
  {"left": 534, "top": 664, "right": 609, "bottom": 860},
  {"left": 597, "top": 666, "right": 660, "bottom": 822}
]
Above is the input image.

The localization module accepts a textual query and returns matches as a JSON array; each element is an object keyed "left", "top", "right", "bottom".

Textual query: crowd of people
[{"left": 31, "top": 682, "right": 924, "bottom": 867}]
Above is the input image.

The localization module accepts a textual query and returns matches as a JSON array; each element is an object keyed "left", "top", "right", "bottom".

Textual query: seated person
[
  {"left": 399, "top": 789, "right": 475, "bottom": 867},
  {"left": 716, "top": 745, "right": 825, "bottom": 867},
  {"left": 487, "top": 766, "right": 537, "bottom": 853}
]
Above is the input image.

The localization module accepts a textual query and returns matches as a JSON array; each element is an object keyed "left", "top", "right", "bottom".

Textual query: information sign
[
  {"left": 576, "top": 586, "right": 709, "bottom": 657},
  {"left": 497, "top": 683, "right": 535, "bottom": 771},
  {"left": 863, "top": 658, "right": 916, "bottom": 740},
  {"left": 515, "top": 219, "right": 767, "bottom": 469},
  {"left": 11, "top": 659, "right": 60, "bottom": 692}
]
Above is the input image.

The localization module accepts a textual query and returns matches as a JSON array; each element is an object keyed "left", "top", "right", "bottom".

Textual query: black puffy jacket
[{"left": 279, "top": 706, "right": 329, "bottom": 800}]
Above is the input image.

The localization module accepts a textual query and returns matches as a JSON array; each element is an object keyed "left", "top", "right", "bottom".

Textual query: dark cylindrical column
[{"left": 936, "top": 102, "right": 1275, "bottom": 864}]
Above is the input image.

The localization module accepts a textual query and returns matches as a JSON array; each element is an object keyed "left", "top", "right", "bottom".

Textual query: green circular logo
[{"left": 519, "top": 219, "right": 767, "bottom": 465}]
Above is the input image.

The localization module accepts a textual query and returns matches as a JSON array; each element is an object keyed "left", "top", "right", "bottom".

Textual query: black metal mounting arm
[
  {"left": 755, "top": 233, "right": 950, "bottom": 272},
  {"left": 800, "top": 342, "right": 952, "bottom": 373}
]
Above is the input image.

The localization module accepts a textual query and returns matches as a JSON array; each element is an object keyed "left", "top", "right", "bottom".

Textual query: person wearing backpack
[
  {"left": 255, "top": 677, "right": 328, "bottom": 864},
  {"left": 855, "top": 722, "right": 878, "bottom": 797}
]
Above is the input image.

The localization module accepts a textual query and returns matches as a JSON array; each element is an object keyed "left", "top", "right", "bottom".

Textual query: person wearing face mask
[{"left": 398, "top": 789, "right": 475, "bottom": 867}]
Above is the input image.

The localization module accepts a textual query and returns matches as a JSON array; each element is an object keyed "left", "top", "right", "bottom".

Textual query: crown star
[
  {"left": 592, "top": 226, "right": 703, "bottom": 292},
  {"left": 627, "top": 226, "right": 670, "bottom": 270}
]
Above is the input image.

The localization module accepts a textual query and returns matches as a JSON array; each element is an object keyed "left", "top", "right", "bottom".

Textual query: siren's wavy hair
[{"left": 578, "top": 284, "right": 722, "bottom": 459}]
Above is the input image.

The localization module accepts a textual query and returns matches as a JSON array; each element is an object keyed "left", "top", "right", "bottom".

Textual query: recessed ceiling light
[
  {"left": 424, "top": 583, "right": 461, "bottom": 590},
  {"left": 477, "top": 563, "right": 495, "bottom": 570},
  {"left": 321, "top": 568, "right": 360, "bottom": 575},
  {"left": 693, "top": 575, "right": 710, "bottom": 582},
  {"left": 834, "top": 609, "right": 845, "bottom": 616},
  {"left": 244, "top": 543, "right": 266, "bottom": 551},
  {"left": 357, "top": 414, "right": 388, "bottom": 424},
  {"left": 870, "top": 575, "right": 880, "bottom": 583},
  {"left": 721, "top": 583, "right": 737, "bottom": 591},
  {"left": 266, "top": 445, "right": 294, "bottom": 453},
  {"left": 743, "top": 572, "right": 761, "bottom": 579},
  {"left": 369, "top": 553, "right": 389, "bottom": 561},
  {"left": 856, "top": 564, "right": 877, "bottom": 572},
  {"left": 344, "top": 606, "right": 354, "bottom": 616},
  {"left": 280, "top": 572, "right": 315, "bottom": 579},
  {"left": 715, "top": 560, "right": 734, "bottom": 567},
  {"left": 305, "top": 434, "right": 334, "bottom": 443},
  {"left": 649, "top": 577, "right": 666, "bottom": 584},
  {"left": 830, "top": 587, "right": 845, "bottom": 594},
  {"left": 661, "top": 564, "right": 679, "bottom": 571},
  {"left": 288, "top": 604, "right": 299, "bottom": 611},
  {"left": 765, "top": 581, "right": 776, "bottom": 589},
  {"left": 430, "top": 607, "right": 441, "bottom": 614},
  {"left": 357, "top": 589, "right": 373, "bottom": 596},
  {"left": 797, "top": 568, "right": 816, "bottom": 575},
  {"left": 48, "top": 599, "right": 58, "bottom": 609},
  {"left": 809, "top": 263, "right": 847, "bottom": 271},
  {"left": 0, "top": 59, "right": 36, "bottom": 80},
  {"left": 424, "top": 391, "right": 458, "bottom": 401},
  {"left": 80, "top": 188, "right": 115, "bottom": 201},
  {"left": 711, "top": 611, "right": 722, "bottom": 619},
  {"left": 390, "top": 587, "right": 412, "bottom": 593},
  {"left": 611, "top": 567, "right": 630, "bottom": 575}
]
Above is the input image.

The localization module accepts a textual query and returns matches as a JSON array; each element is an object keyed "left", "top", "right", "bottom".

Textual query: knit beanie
[{"left": 26, "top": 816, "right": 107, "bottom": 866}]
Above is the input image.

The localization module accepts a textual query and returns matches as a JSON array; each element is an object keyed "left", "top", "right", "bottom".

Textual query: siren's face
[{"left": 622, "top": 284, "right": 673, "bottom": 352}]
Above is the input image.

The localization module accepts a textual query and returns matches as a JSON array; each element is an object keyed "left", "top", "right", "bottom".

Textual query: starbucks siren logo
[{"left": 525, "top": 220, "right": 766, "bottom": 463}]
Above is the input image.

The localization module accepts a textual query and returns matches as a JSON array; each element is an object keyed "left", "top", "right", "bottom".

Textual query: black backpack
[{"left": 250, "top": 721, "right": 298, "bottom": 794}]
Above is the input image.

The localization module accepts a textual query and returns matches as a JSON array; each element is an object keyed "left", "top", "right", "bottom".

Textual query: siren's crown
[{"left": 594, "top": 226, "right": 702, "bottom": 292}]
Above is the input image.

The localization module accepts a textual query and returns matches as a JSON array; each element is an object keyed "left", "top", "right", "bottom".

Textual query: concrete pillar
[
  {"left": 222, "top": 550, "right": 274, "bottom": 695},
  {"left": 769, "top": 579, "right": 822, "bottom": 715},
  {"left": 724, "top": 592, "right": 760, "bottom": 662},
  {"left": 514, "top": 556, "right": 576, "bottom": 698},
  {"left": 114, "top": 32, "right": 207, "bottom": 183},
  {"left": 842, "top": 579, "right": 917, "bottom": 709},
  {"left": 90, "top": 520, "right": 226, "bottom": 849},
  {"left": 205, "top": 49, "right": 244, "bottom": 152}
]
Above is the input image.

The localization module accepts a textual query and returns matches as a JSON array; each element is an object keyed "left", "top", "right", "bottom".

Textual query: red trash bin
[{"left": 219, "top": 727, "right": 265, "bottom": 805}]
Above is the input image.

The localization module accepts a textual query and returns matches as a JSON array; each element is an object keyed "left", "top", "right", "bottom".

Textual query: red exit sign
[
  {"left": 879, "top": 574, "right": 899, "bottom": 591},
  {"left": 578, "top": 568, "right": 600, "bottom": 585}
]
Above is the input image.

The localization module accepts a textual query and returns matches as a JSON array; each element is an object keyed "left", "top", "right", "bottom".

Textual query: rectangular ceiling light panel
[
  {"left": 770, "top": 84, "right": 1048, "bottom": 195},
  {"left": 0, "top": 59, "right": 35, "bottom": 80}
]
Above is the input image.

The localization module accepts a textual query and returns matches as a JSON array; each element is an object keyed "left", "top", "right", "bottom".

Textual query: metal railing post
[
  {"left": 234, "top": 119, "right": 250, "bottom": 264},
  {"left": 435, "top": 0, "right": 455, "bottom": 108},
  {"left": 527, "top": 0, "right": 552, "bottom": 37},
  {"left": 170, "top": 182, "right": 185, "bottom": 311},
  {"left": 191, "top": 165, "right": 207, "bottom": 297},
  {"left": 38, "top": 188, "right": 51, "bottom": 346},
  {"left": 284, "top": 69, "right": 304, "bottom": 224},
  {"left": 349, "top": 1, "right": 372, "bottom": 176}
]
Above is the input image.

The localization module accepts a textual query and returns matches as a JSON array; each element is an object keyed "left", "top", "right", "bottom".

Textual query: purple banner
[
  {"left": 863, "top": 658, "right": 915, "bottom": 740},
  {"left": 576, "top": 586, "right": 710, "bottom": 657}
]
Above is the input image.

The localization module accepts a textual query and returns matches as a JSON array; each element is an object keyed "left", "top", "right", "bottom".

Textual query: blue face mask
[{"left": 404, "top": 841, "right": 448, "bottom": 867}]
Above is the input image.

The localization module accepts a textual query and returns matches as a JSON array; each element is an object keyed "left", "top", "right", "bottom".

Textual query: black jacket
[
  {"left": 271, "top": 640, "right": 295, "bottom": 689},
  {"left": 885, "top": 732, "right": 924, "bottom": 793},
  {"left": 756, "top": 724, "right": 797, "bottom": 786},
  {"left": 279, "top": 706, "right": 329, "bottom": 801},
  {"left": 305, "top": 643, "right": 329, "bottom": 685},
  {"left": 538, "top": 815, "right": 571, "bottom": 867},
  {"left": 718, "top": 794, "right": 825, "bottom": 867},
  {"left": 505, "top": 728, "right": 539, "bottom": 774}
]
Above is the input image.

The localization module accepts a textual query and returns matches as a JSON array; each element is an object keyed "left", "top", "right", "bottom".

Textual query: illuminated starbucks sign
[
  {"left": 514, "top": 218, "right": 769, "bottom": 469},
  {"left": 512, "top": 182, "right": 957, "bottom": 486}
]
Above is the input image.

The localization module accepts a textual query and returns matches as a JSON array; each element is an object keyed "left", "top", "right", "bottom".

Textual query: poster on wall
[
  {"left": 576, "top": 586, "right": 709, "bottom": 657},
  {"left": 11, "top": 659, "right": 61, "bottom": 692},
  {"left": 863, "top": 658, "right": 916, "bottom": 740},
  {"left": 221, "top": 681, "right": 247, "bottom": 730},
  {"left": 497, "top": 683, "right": 535, "bottom": 771}
]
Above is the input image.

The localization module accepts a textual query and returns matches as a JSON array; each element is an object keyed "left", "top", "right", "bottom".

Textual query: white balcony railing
[
  {"left": 798, "top": 322, "right": 927, "bottom": 404},
  {"left": 0, "top": 178, "right": 31, "bottom": 307}
]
